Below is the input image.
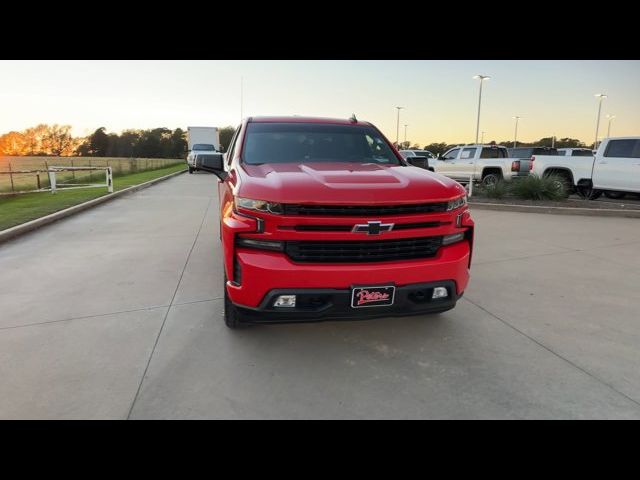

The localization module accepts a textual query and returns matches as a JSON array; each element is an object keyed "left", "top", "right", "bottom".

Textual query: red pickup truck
[{"left": 199, "top": 116, "right": 474, "bottom": 328}]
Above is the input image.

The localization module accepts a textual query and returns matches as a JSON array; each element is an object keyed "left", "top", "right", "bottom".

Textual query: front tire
[
  {"left": 188, "top": 166, "right": 194, "bottom": 174},
  {"left": 223, "top": 276, "right": 247, "bottom": 329},
  {"left": 481, "top": 172, "right": 501, "bottom": 187}
]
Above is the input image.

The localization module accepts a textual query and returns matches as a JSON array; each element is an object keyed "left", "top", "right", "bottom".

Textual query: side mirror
[
  {"left": 406, "top": 156, "right": 430, "bottom": 170},
  {"left": 196, "top": 153, "right": 227, "bottom": 180}
]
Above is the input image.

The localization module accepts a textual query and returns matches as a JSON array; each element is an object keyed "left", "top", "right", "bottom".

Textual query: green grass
[{"left": 0, "top": 163, "right": 187, "bottom": 231}]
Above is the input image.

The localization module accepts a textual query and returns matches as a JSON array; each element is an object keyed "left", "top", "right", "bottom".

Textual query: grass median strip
[{"left": 0, "top": 163, "right": 187, "bottom": 231}]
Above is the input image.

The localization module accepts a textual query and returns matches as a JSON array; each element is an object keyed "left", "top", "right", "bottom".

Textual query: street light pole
[
  {"left": 404, "top": 124, "right": 408, "bottom": 147},
  {"left": 594, "top": 93, "right": 607, "bottom": 149},
  {"left": 606, "top": 114, "right": 616, "bottom": 138},
  {"left": 395, "top": 106, "right": 404, "bottom": 147},
  {"left": 512, "top": 116, "right": 521, "bottom": 148},
  {"left": 473, "top": 75, "right": 490, "bottom": 144}
]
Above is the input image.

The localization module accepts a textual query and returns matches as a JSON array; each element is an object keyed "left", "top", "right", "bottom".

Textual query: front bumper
[
  {"left": 236, "top": 281, "right": 461, "bottom": 323},
  {"left": 227, "top": 240, "right": 471, "bottom": 309}
]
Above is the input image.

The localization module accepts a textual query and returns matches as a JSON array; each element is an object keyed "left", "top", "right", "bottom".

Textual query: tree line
[
  {"left": 0, "top": 124, "right": 238, "bottom": 158},
  {"left": 1, "top": 123, "right": 588, "bottom": 158}
]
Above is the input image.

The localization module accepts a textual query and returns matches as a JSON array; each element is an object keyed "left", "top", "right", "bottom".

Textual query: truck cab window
[
  {"left": 443, "top": 149, "right": 459, "bottom": 160},
  {"left": 480, "top": 147, "right": 502, "bottom": 159},
  {"left": 571, "top": 150, "right": 593, "bottom": 157},
  {"left": 605, "top": 139, "right": 640, "bottom": 158},
  {"left": 461, "top": 148, "right": 476, "bottom": 159}
]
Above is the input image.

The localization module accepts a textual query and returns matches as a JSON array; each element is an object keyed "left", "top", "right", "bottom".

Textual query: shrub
[
  {"left": 479, "top": 181, "right": 508, "bottom": 199},
  {"left": 510, "top": 174, "right": 566, "bottom": 201}
]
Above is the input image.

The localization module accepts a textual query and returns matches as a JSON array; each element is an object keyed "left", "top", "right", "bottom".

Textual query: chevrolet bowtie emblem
[{"left": 352, "top": 221, "right": 394, "bottom": 235}]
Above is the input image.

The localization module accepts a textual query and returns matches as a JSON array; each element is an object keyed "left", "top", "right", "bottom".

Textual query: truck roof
[
  {"left": 248, "top": 116, "right": 371, "bottom": 127},
  {"left": 601, "top": 136, "right": 640, "bottom": 140},
  {"left": 455, "top": 144, "right": 506, "bottom": 148}
]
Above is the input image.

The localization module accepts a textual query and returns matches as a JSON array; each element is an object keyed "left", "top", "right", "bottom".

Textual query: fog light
[
  {"left": 273, "top": 295, "right": 296, "bottom": 308},
  {"left": 442, "top": 232, "right": 465, "bottom": 245},
  {"left": 432, "top": 287, "right": 448, "bottom": 299}
]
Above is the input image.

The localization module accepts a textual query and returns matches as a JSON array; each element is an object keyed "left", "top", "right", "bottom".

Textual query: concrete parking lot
[{"left": 1, "top": 172, "right": 639, "bottom": 419}]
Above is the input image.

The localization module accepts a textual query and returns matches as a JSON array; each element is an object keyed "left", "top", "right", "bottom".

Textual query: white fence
[
  {"left": 48, "top": 166, "right": 113, "bottom": 194},
  {"left": 0, "top": 166, "right": 113, "bottom": 195}
]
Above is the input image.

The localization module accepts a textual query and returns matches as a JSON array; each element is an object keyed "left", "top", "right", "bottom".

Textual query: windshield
[
  {"left": 192, "top": 144, "right": 215, "bottom": 151},
  {"left": 242, "top": 122, "right": 401, "bottom": 165}
]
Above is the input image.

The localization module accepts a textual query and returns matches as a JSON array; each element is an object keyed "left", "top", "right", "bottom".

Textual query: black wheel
[
  {"left": 576, "top": 185, "right": 602, "bottom": 200},
  {"left": 188, "top": 166, "right": 194, "bottom": 174},
  {"left": 481, "top": 173, "right": 501, "bottom": 187},
  {"left": 223, "top": 275, "right": 247, "bottom": 329},
  {"left": 604, "top": 191, "right": 626, "bottom": 200},
  {"left": 549, "top": 174, "right": 571, "bottom": 198}
]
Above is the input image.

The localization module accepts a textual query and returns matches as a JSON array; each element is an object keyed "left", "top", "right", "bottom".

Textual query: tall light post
[
  {"left": 594, "top": 93, "right": 607, "bottom": 149},
  {"left": 606, "top": 114, "right": 616, "bottom": 138},
  {"left": 473, "top": 75, "right": 490, "bottom": 144},
  {"left": 512, "top": 116, "right": 521, "bottom": 148},
  {"left": 404, "top": 124, "right": 408, "bottom": 147},
  {"left": 395, "top": 106, "right": 404, "bottom": 147}
]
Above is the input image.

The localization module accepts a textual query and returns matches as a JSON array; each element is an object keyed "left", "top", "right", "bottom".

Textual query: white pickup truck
[
  {"left": 433, "top": 144, "right": 532, "bottom": 186},
  {"left": 531, "top": 137, "right": 640, "bottom": 199}
]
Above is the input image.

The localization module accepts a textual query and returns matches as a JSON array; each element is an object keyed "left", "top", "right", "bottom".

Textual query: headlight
[
  {"left": 235, "top": 196, "right": 283, "bottom": 214},
  {"left": 446, "top": 195, "right": 467, "bottom": 211}
]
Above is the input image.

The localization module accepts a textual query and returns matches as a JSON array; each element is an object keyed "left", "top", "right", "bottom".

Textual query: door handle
[{"left": 599, "top": 161, "right": 608, "bottom": 164}]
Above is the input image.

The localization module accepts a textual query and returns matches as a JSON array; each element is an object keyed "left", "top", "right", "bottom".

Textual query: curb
[
  {"left": 469, "top": 201, "right": 640, "bottom": 218},
  {"left": 0, "top": 169, "right": 187, "bottom": 244}
]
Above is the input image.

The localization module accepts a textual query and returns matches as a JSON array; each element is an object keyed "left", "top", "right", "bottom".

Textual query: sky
[{"left": 1, "top": 60, "right": 639, "bottom": 146}]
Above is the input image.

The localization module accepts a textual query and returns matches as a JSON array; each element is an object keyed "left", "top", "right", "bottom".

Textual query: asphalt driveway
[{"left": 1, "top": 172, "right": 639, "bottom": 419}]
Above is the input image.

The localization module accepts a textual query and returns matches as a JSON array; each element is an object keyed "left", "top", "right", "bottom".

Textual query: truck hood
[{"left": 237, "top": 162, "right": 465, "bottom": 204}]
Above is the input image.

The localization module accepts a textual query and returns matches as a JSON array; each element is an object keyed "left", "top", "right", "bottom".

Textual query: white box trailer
[
  {"left": 186, "top": 126, "right": 221, "bottom": 173},
  {"left": 187, "top": 126, "right": 220, "bottom": 151}
]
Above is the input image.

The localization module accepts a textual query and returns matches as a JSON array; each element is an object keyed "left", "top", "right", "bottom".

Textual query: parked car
[
  {"left": 199, "top": 116, "right": 474, "bottom": 328},
  {"left": 186, "top": 126, "right": 220, "bottom": 173},
  {"left": 530, "top": 137, "right": 640, "bottom": 199},
  {"left": 400, "top": 149, "right": 435, "bottom": 159},
  {"left": 433, "top": 144, "right": 531, "bottom": 185}
]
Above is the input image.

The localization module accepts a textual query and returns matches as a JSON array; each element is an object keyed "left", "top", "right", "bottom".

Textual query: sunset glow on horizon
[{"left": 1, "top": 60, "right": 639, "bottom": 147}]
